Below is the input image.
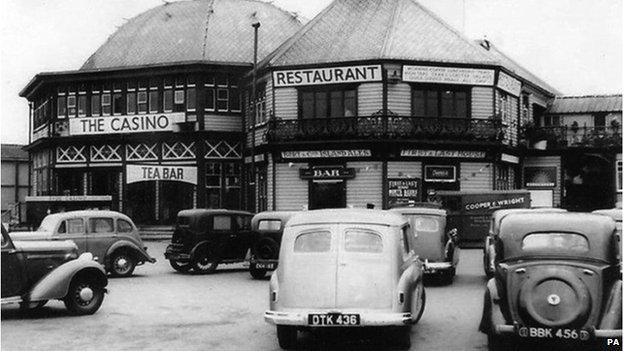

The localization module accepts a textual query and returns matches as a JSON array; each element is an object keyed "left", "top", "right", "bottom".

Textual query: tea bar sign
[
  {"left": 69, "top": 113, "right": 185, "bottom": 135},
  {"left": 403, "top": 65, "right": 495, "bottom": 86},
  {"left": 126, "top": 165, "right": 197, "bottom": 185}
]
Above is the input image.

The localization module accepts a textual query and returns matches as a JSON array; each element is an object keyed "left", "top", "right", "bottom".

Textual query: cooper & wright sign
[{"left": 69, "top": 113, "right": 185, "bottom": 135}]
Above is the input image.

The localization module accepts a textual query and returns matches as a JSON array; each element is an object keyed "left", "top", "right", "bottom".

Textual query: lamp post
[{"left": 250, "top": 16, "right": 260, "bottom": 212}]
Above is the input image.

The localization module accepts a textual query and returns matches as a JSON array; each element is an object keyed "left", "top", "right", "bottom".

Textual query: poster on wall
[
  {"left": 524, "top": 167, "right": 557, "bottom": 188},
  {"left": 387, "top": 178, "right": 422, "bottom": 207}
]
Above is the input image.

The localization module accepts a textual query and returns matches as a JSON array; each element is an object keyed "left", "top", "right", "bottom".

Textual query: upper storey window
[
  {"left": 412, "top": 86, "right": 469, "bottom": 119},
  {"left": 204, "top": 73, "right": 241, "bottom": 113},
  {"left": 299, "top": 87, "right": 356, "bottom": 119}
]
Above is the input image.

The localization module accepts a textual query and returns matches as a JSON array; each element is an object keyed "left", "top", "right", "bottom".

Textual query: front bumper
[
  {"left": 264, "top": 310, "right": 412, "bottom": 327},
  {"left": 423, "top": 261, "right": 453, "bottom": 274},
  {"left": 493, "top": 324, "right": 622, "bottom": 339},
  {"left": 164, "top": 245, "right": 191, "bottom": 262}
]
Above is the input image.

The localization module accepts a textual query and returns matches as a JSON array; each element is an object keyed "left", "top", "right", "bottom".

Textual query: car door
[
  {"left": 211, "top": 214, "right": 235, "bottom": 259},
  {"left": 87, "top": 217, "right": 116, "bottom": 265},
  {"left": 232, "top": 215, "right": 253, "bottom": 259},
  {"left": 55, "top": 217, "right": 87, "bottom": 254},
  {"left": 1, "top": 229, "right": 26, "bottom": 298}
]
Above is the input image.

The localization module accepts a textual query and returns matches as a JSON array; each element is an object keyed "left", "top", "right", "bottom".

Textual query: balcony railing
[
  {"left": 265, "top": 115, "right": 505, "bottom": 143},
  {"left": 523, "top": 125, "right": 622, "bottom": 149}
]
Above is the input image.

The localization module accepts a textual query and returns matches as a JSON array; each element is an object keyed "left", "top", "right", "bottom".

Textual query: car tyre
[
  {"left": 192, "top": 247, "right": 219, "bottom": 274},
  {"left": 249, "top": 267, "right": 267, "bottom": 279},
  {"left": 413, "top": 288, "right": 426, "bottom": 324},
  {"left": 276, "top": 325, "right": 297, "bottom": 349},
  {"left": 169, "top": 259, "right": 191, "bottom": 273},
  {"left": 63, "top": 278, "right": 105, "bottom": 315},
  {"left": 109, "top": 251, "right": 136, "bottom": 277},
  {"left": 392, "top": 326, "right": 412, "bottom": 350},
  {"left": 254, "top": 238, "right": 280, "bottom": 260},
  {"left": 441, "top": 267, "right": 455, "bottom": 285}
]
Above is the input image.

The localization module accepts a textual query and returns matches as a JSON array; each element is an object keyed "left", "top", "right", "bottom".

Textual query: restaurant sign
[
  {"left": 69, "top": 113, "right": 185, "bottom": 135},
  {"left": 282, "top": 149, "right": 371, "bottom": 159},
  {"left": 497, "top": 71, "right": 522, "bottom": 96},
  {"left": 388, "top": 178, "right": 422, "bottom": 206},
  {"left": 524, "top": 166, "right": 557, "bottom": 188},
  {"left": 424, "top": 166, "right": 457, "bottom": 183},
  {"left": 402, "top": 65, "right": 495, "bottom": 86},
  {"left": 273, "top": 65, "right": 382, "bottom": 87},
  {"left": 126, "top": 164, "right": 197, "bottom": 185},
  {"left": 299, "top": 167, "right": 356, "bottom": 180},
  {"left": 401, "top": 149, "right": 486, "bottom": 159}
]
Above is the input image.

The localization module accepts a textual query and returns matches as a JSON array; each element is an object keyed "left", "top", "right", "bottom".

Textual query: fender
[
  {"left": 269, "top": 270, "right": 280, "bottom": 311},
  {"left": 599, "top": 280, "right": 622, "bottom": 329},
  {"left": 190, "top": 240, "right": 215, "bottom": 262},
  {"left": 29, "top": 253, "right": 107, "bottom": 302},
  {"left": 397, "top": 258, "right": 422, "bottom": 313},
  {"left": 479, "top": 278, "right": 507, "bottom": 334},
  {"left": 106, "top": 240, "right": 155, "bottom": 263}
]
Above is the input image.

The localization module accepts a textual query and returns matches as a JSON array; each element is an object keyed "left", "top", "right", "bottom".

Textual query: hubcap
[
  {"left": 547, "top": 294, "right": 561, "bottom": 306},
  {"left": 77, "top": 285, "right": 94, "bottom": 305},
  {"left": 115, "top": 256, "right": 129, "bottom": 272}
]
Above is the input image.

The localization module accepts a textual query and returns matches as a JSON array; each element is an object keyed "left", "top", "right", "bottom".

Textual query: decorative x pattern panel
[
  {"left": 162, "top": 141, "right": 196, "bottom": 160},
  {"left": 126, "top": 143, "right": 158, "bottom": 161},
  {"left": 205, "top": 140, "right": 242, "bottom": 159},
  {"left": 57, "top": 145, "right": 86, "bottom": 163},
  {"left": 90, "top": 144, "right": 122, "bottom": 162}
]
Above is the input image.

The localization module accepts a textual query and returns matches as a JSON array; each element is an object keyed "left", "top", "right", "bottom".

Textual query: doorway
[
  {"left": 563, "top": 153, "right": 614, "bottom": 211},
  {"left": 309, "top": 180, "right": 346, "bottom": 210},
  {"left": 422, "top": 163, "right": 460, "bottom": 201},
  {"left": 125, "top": 182, "right": 156, "bottom": 224},
  {"left": 160, "top": 182, "right": 194, "bottom": 223}
]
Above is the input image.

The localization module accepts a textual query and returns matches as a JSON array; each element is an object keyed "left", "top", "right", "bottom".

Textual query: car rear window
[
  {"left": 294, "top": 231, "right": 331, "bottom": 253},
  {"left": 258, "top": 220, "right": 281, "bottom": 231},
  {"left": 117, "top": 219, "right": 134, "bottom": 233},
  {"left": 406, "top": 215, "right": 439, "bottom": 232},
  {"left": 345, "top": 229, "right": 383, "bottom": 253},
  {"left": 522, "top": 233, "right": 589, "bottom": 253},
  {"left": 213, "top": 216, "right": 232, "bottom": 231},
  {"left": 67, "top": 219, "right": 85, "bottom": 234},
  {"left": 90, "top": 218, "right": 114, "bottom": 233}
]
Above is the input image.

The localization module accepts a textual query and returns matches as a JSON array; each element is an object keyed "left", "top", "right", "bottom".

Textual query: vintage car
[
  {"left": 593, "top": 207, "right": 622, "bottom": 262},
  {"left": 10, "top": 210, "right": 155, "bottom": 277},
  {"left": 249, "top": 211, "right": 297, "bottom": 279},
  {"left": 483, "top": 208, "right": 568, "bottom": 277},
  {"left": 264, "top": 209, "right": 426, "bottom": 350},
  {"left": 479, "top": 212, "right": 621, "bottom": 350},
  {"left": 164, "top": 209, "right": 254, "bottom": 274},
  {"left": 2, "top": 226, "right": 107, "bottom": 315},
  {"left": 389, "top": 207, "right": 459, "bottom": 283}
]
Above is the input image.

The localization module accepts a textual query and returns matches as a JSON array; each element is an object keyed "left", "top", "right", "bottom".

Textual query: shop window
[
  {"left": 102, "top": 93, "right": 112, "bottom": 115},
  {"left": 113, "top": 93, "right": 124, "bottom": 115},
  {"left": 186, "top": 88, "right": 196, "bottom": 111},
  {"left": 412, "top": 86, "right": 469, "bottom": 119},
  {"left": 149, "top": 90, "right": 159, "bottom": 113},
  {"left": 217, "top": 89, "right": 229, "bottom": 111},
  {"left": 617, "top": 160, "right": 623, "bottom": 192},
  {"left": 57, "top": 96, "right": 67, "bottom": 118},
  {"left": 300, "top": 87, "right": 356, "bottom": 119},
  {"left": 138, "top": 92, "right": 148, "bottom": 113},
  {"left": 163, "top": 90, "right": 173, "bottom": 112},
  {"left": 174, "top": 90, "right": 185, "bottom": 112},
  {"left": 77, "top": 95, "right": 87, "bottom": 117},
  {"left": 495, "top": 164, "right": 511, "bottom": 190},
  {"left": 91, "top": 94, "right": 101, "bottom": 116},
  {"left": 67, "top": 95, "right": 77, "bottom": 117},
  {"left": 127, "top": 92, "right": 136, "bottom": 114}
]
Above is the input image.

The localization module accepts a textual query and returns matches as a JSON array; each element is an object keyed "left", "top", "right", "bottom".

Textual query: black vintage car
[
  {"left": 248, "top": 211, "right": 296, "bottom": 279},
  {"left": 164, "top": 209, "right": 254, "bottom": 274},
  {"left": 479, "top": 212, "right": 621, "bottom": 350},
  {"left": 1, "top": 226, "right": 107, "bottom": 315}
]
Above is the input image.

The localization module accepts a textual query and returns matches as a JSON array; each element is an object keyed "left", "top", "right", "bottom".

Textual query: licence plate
[
  {"left": 517, "top": 326, "right": 591, "bottom": 341},
  {"left": 308, "top": 314, "right": 360, "bottom": 326},
  {"left": 254, "top": 262, "right": 277, "bottom": 270}
]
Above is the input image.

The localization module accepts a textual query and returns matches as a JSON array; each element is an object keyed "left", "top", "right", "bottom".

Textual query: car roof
[
  {"left": 592, "top": 208, "right": 622, "bottom": 222},
  {"left": 43, "top": 210, "right": 132, "bottom": 220},
  {"left": 287, "top": 209, "right": 408, "bottom": 227},
  {"left": 177, "top": 209, "right": 253, "bottom": 217},
  {"left": 500, "top": 212, "right": 615, "bottom": 238},
  {"left": 389, "top": 207, "right": 446, "bottom": 216},
  {"left": 494, "top": 207, "right": 567, "bottom": 222},
  {"left": 252, "top": 211, "right": 297, "bottom": 223}
]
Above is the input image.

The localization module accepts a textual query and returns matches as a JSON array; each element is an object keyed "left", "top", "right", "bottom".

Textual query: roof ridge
[
  {"left": 555, "top": 94, "right": 623, "bottom": 99},
  {"left": 262, "top": 0, "right": 342, "bottom": 67},
  {"left": 201, "top": 0, "right": 216, "bottom": 60},
  {"left": 380, "top": 0, "right": 402, "bottom": 57}
]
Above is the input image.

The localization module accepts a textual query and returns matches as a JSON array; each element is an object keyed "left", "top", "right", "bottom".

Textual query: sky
[{"left": 0, "top": 0, "right": 621, "bottom": 145}]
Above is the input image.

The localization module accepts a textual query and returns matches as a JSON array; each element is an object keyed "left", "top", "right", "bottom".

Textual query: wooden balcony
[
  {"left": 265, "top": 115, "right": 505, "bottom": 144},
  {"left": 523, "top": 125, "right": 622, "bottom": 149}
]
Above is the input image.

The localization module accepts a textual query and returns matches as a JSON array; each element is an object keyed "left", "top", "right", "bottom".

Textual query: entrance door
[
  {"left": 309, "top": 180, "right": 346, "bottom": 210},
  {"left": 160, "top": 182, "right": 194, "bottom": 224},
  {"left": 126, "top": 182, "right": 156, "bottom": 224}
]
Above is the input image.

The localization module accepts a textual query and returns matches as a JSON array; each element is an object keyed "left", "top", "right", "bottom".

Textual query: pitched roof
[
  {"left": 1, "top": 144, "right": 28, "bottom": 161},
  {"left": 262, "top": 0, "right": 496, "bottom": 67},
  {"left": 549, "top": 94, "right": 622, "bottom": 114},
  {"left": 81, "top": 0, "right": 302, "bottom": 71}
]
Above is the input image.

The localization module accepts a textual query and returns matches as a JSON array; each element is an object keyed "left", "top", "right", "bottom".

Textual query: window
[
  {"left": 163, "top": 90, "right": 173, "bottom": 112},
  {"left": 495, "top": 164, "right": 512, "bottom": 190},
  {"left": 127, "top": 92, "right": 136, "bottom": 114},
  {"left": 401, "top": 226, "right": 411, "bottom": 254},
  {"left": 213, "top": 215, "right": 231, "bottom": 230},
  {"left": 174, "top": 90, "right": 185, "bottom": 112},
  {"left": 522, "top": 233, "right": 588, "bottom": 253},
  {"left": 78, "top": 95, "right": 87, "bottom": 116},
  {"left": 224, "top": 162, "right": 240, "bottom": 209},
  {"left": 113, "top": 93, "right": 124, "bottom": 115},
  {"left": 543, "top": 115, "right": 560, "bottom": 127},
  {"left": 149, "top": 90, "right": 159, "bottom": 113},
  {"left": 294, "top": 231, "right": 332, "bottom": 252},
  {"left": 91, "top": 94, "right": 101, "bottom": 116},
  {"left": 413, "top": 87, "right": 469, "bottom": 118},
  {"left": 230, "top": 88, "right": 240, "bottom": 112},
  {"left": 67, "top": 95, "right": 77, "bottom": 117},
  {"left": 617, "top": 160, "right": 623, "bottom": 192},
  {"left": 344, "top": 229, "right": 383, "bottom": 253},
  {"left": 57, "top": 96, "right": 67, "bottom": 118},
  {"left": 118, "top": 219, "right": 134, "bottom": 233},
  {"left": 300, "top": 88, "right": 356, "bottom": 119},
  {"left": 258, "top": 220, "right": 282, "bottom": 231},
  {"left": 205, "top": 88, "right": 215, "bottom": 112},
  {"left": 89, "top": 218, "right": 114, "bottom": 233},
  {"left": 138, "top": 92, "right": 148, "bottom": 113},
  {"left": 407, "top": 216, "right": 439, "bottom": 232},
  {"left": 66, "top": 218, "right": 85, "bottom": 234},
  {"left": 217, "top": 89, "right": 229, "bottom": 111},
  {"left": 235, "top": 215, "right": 251, "bottom": 231},
  {"left": 206, "top": 162, "right": 222, "bottom": 208},
  {"left": 102, "top": 93, "right": 111, "bottom": 115},
  {"left": 186, "top": 88, "right": 196, "bottom": 111}
]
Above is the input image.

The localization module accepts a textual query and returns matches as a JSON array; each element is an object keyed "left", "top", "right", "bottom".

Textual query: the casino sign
[{"left": 69, "top": 112, "right": 186, "bottom": 135}]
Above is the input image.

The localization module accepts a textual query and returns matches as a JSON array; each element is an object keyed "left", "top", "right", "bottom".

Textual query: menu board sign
[
  {"left": 387, "top": 178, "right": 422, "bottom": 207},
  {"left": 402, "top": 65, "right": 495, "bottom": 86}
]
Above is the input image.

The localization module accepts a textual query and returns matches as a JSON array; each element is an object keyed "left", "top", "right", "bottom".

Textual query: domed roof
[{"left": 81, "top": 0, "right": 302, "bottom": 71}]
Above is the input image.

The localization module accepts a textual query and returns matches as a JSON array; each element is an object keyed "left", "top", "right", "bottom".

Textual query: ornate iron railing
[
  {"left": 265, "top": 115, "right": 505, "bottom": 143},
  {"left": 524, "top": 126, "right": 622, "bottom": 149}
]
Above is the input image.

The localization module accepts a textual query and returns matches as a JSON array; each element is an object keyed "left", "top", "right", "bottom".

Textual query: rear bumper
[
  {"left": 250, "top": 259, "right": 278, "bottom": 271},
  {"left": 264, "top": 310, "right": 412, "bottom": 327},
  {"left": 493, "top": 324, "right": 622, "bottom": 339},
  {"left": 164, "top": 245, "right": 191, "bottom": 262},
  {"left": 423, "top": 261, "right": 453, "bottom": 273}
]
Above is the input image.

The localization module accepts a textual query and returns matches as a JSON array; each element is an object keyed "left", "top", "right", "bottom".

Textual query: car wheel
[
  {"left": 63, "top": 278, "right": 105, "bottom": 315},
  {"left": 169, "top": 259, "right": 191, "bottom": 273},
  {"left": 254, "top": 238, "right": 280, "bottom": 260},
  {"left": 413, "top": 288, "right": 426, "bottom": 324},
  {"left": 276, "top": 325, "right": 297, "bottom": 350},
  {"left": 192, "top": 247, "right": 219, "bottom": 274},
  {"left": 249, "top": 267, "right": 267, "bottom": 279},
  {"left": 109, "top": 251, "right": 136, "bottom": 277},
  {"left": 391, "top": 326, "right": 412, "bottom": 350}
]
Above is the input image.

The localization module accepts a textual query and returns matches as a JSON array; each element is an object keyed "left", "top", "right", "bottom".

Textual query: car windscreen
[
  {"left": 294, "top": 231, "right": 331, "bottom": 253},
  {"left": 522, "top": 233, "right": 589, "bottom": 253},
  {"left": 344, "top": 229, "right": 383, "bottom": 253},
  {"left": 38, "top": 216, "right": 57, "bottom": 232},
  {"left": 258, "top": 220, "right": 282, "bottom": 231},
  {"left": 404, "top": 215, "right": 439, "bottom": 232}
]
